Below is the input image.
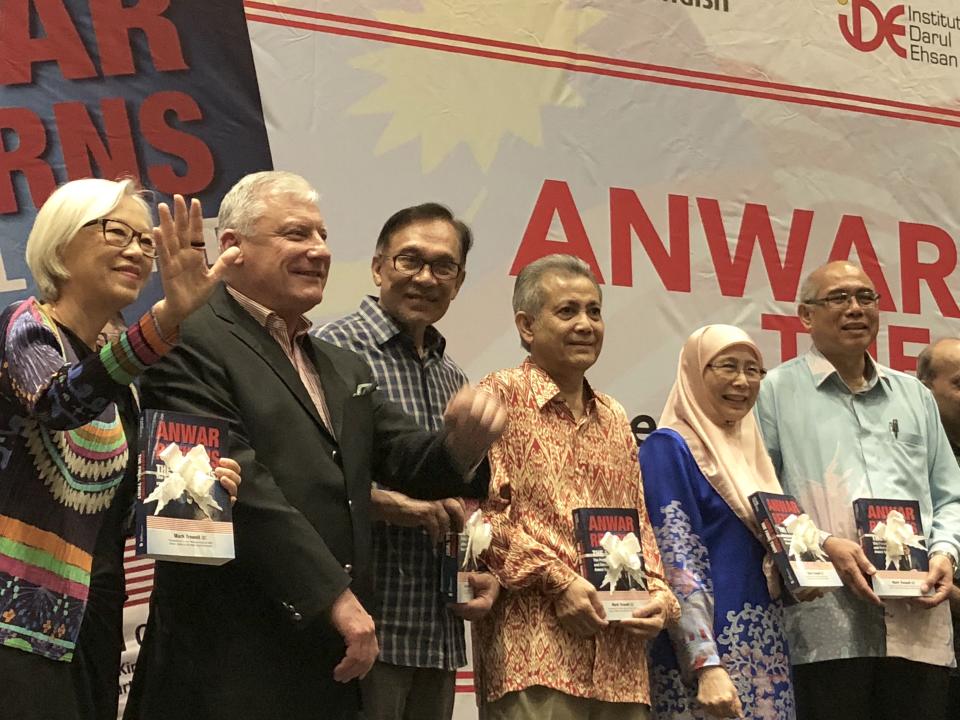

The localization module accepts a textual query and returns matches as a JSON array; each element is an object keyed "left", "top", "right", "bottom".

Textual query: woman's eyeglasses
[{"left": 83, "top": 218, "right": 158, "bottom": 259}]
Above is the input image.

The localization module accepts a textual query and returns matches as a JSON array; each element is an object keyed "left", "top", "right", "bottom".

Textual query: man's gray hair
[
  {"left": 218, "top": 171, "right": 319, "bottom": 236},
  {"left": 512, "top": 254, "right": 601, "bottom": 351}
]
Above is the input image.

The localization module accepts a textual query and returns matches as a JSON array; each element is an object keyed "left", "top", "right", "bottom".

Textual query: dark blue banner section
[{"left": 0, "top": 0, "right": 272, "bottom": 312}]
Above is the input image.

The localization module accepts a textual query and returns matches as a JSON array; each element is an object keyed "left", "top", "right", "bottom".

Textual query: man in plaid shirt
[{"left": 315, "top": 203, "right": 500, "bottom": 720}]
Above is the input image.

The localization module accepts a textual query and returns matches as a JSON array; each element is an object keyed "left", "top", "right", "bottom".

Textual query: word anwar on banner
[
  {"left": 512, "top": 179, "right": 957, "bottom": 369},
  {"left": 838, "top": 0, "right": 960, "bottom": 68}
]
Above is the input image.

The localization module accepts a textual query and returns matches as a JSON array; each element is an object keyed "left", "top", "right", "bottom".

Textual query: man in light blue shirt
[{"left": 756, "top": 260, "right": 960, "bottom": 720}]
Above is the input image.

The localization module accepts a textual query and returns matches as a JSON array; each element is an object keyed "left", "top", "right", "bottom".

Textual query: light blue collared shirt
[{"left": 755, "top": 346, "right": 960, "bottom": 667}]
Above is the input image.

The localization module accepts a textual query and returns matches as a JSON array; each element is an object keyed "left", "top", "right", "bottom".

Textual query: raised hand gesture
[{"left": 151, "top": 195, "right": 240, "bottom": 336}]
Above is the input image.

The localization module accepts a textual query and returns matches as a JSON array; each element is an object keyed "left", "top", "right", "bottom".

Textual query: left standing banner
[
  {"left": 0, "top": 2, "right": 272, "bottom": 716},
  {"left": 0, "top": 0, "right": 273, "bottom": 316}
]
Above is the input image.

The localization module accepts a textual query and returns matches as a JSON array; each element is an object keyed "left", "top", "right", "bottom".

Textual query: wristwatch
[{"left": 929, "top": 550, "right": 959, "bottom": 577}]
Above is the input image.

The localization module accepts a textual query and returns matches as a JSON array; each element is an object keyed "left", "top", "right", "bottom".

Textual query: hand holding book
[
  {"left": 821, "top": 536, "right": 882, "bottom": 606},
  {"left": 911, "top": 553, "right": 955, "bottom": 609},
  {"left": 554, "top": 575, "right": 609, "bottom": 638},
  {"left": 618, "top": 594, "right": 668, "bottom": 640},
  {"left": 440, "top": 509, "right": 491, "bottom": 603},
  {"left": 214, "top": 458, "right": 241, "bottom": 506},
  {"left": 450, "top": 572, "right": 500, "bottom": 622}
]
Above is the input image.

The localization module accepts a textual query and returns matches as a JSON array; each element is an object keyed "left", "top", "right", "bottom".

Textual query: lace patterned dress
[{"left": 640, "top": 428, "right": 796, "bottom": 720}]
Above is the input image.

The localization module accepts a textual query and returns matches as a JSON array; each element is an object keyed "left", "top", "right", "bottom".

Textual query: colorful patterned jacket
[{"left": 0, "top": 298, "right": 173, "bottom": 661}]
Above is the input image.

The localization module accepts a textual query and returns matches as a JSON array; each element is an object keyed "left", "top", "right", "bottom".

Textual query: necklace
[{"left": 41, "top": 302, "right": 63, "bottom": 325}]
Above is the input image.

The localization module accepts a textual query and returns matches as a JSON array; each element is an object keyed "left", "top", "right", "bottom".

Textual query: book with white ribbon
[
  {"left": 136, "top": 409, "right": 234, "bottom": 565},
  {"left": 572, "top": 507, "right": 650, "bottom": 621},
  {"left": 751, "top": 491, "right": 842, "bottom": 591},
  {"left": 854, "top": 498, "right": 930, "bottom": 597}
]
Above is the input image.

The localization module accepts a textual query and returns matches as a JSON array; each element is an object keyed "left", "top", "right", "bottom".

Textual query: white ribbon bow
[
  {"left": 144, "top": 443, "right": 223, "bottom": 520},
  {"left": 599, "top": 531, "right": 647, "bottom": 593},
  {"left": 872, "top": 510, "right": 924, "bottom": 569},
  {"left": 782, "top": 513, "right": 828, "bottom": 562},
  {"left": 461, "top": 509, "right": 492, "bottom": 570}
]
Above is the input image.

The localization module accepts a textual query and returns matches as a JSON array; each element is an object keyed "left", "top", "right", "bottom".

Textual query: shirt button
[
  {"left": 348, "top": 499, "right": 353, "bottom": 508},
  {"left": 344, "top": 563, "right": 353, "bottom": 575},
  {"left": 292, "top": 611, "right": 303, "bottom": 622}
]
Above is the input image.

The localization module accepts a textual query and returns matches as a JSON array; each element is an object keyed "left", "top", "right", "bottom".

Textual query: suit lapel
[{"left": 210, "top": 286, "right": 337, "bottom": 444}]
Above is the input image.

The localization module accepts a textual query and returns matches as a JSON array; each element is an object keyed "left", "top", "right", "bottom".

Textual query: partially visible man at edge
[
  {"left": 473, "top": 253, "right": 679, "bottom": 720},
  {"left": 124, "top": 172, "right": 506, "bottom": 720},
  {"left": 315, "top": 202, "right": 500, "bottom": 720},
  {"left": 756, "top": 260, "right": 960, "bottom": 720},
  {"left": 917, "top": 337, "right": 960, "bottom": 716}
]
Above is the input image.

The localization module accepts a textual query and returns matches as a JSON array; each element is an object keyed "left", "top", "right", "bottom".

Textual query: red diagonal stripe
[
  {"left": 244, "top": 11, "right": 960, "bottom": 129},
  {"left": 243, "top": 1, "right": 960, "bottom": 120}
]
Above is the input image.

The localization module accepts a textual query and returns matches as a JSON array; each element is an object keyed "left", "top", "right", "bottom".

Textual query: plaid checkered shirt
[{"left": 314, "top": 295, "right": 468, "bottom": 669}]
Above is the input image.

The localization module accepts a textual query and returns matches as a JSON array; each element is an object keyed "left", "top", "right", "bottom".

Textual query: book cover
[
  {"left": 853, "top": 497, "right": 929, "bottom": 597},
  {"left": 136, "top": 409, "right": 235, "bottom": 565},
  {"left": 750, "top": 491, "right": 843, "bottom": 591},
  {"left": 439, "top": 532, "right": 473, "bottom": 603},
  {"left": 571, "top": 507, "right": 649, "bottom": 621},
  {"left": 439, "top": 508, "right": 492, "bottom": 603}
]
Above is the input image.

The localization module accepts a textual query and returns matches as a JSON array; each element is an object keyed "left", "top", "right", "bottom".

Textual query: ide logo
[{"left": 838, "top": 0, "right": 907, "bottom": 57}]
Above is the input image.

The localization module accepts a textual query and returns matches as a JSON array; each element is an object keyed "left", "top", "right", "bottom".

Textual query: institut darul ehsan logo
[{"left": 837, "top": 0, "right": 958, "bottom": 67}]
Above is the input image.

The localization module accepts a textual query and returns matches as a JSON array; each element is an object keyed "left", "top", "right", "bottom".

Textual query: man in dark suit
[{"left": 124, "top": 171, "right": 505, "bottom": 720}]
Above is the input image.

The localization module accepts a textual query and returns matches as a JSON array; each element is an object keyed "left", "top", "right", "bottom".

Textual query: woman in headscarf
[
  {"left": 640, "top": 325, "right": 794, "bottom": 720},
  {"left": 0, "top": 178, "right": 240, "bottom": 719}
]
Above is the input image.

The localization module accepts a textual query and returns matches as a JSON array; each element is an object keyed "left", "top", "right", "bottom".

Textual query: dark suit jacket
[{"left": 124, "top": 286, "right": 482, "bottom": 720}]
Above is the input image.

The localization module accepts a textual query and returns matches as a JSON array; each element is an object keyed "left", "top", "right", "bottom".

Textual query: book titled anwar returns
[
  {"left": 571, "top": 507, "right": 650, "bottom": 620},
  {"left": 136, "top": 409, "right": 234, "bottom": 565},
  {"left": 750, "top": 491, "right": 842, "bottom": 592}
]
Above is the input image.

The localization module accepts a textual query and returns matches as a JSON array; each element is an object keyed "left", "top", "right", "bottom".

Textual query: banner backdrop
[{"left": 1, "top": 2, "right": 958, "bottom": 719}]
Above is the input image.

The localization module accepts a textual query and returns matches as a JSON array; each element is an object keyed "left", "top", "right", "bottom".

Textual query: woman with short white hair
[{"left": 0, "top": 178, "right": 240, "bottom": 719}]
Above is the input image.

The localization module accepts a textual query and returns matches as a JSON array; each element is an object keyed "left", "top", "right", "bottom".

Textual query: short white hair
[
  {"left": 217, "top": 171, "right": 319, "bottom": 236},
  {"left": 25, "top": 178, "right": 150, "bottom": 301}
]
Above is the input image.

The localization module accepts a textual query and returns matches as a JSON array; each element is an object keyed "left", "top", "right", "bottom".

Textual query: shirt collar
[
  {"left": 523, "top": 358, "right": 607, "bottom": 412},
  {"left": 226, "top": 285, "right": 312, "bottom": 339},
  {"left": 804, "top": 344, "right": 888, "bottom": 392},
  {"left": 357, "top": 295, "right": 447, "bottom": 357}
]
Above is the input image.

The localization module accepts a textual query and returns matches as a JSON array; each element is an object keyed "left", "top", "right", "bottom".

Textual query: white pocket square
[{"left": 353, "top": 382, "right": 377, "bottom": 397}]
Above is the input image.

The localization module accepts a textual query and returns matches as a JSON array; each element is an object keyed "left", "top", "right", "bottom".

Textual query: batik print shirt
[{"left": 473, "top": 360, "right": 679, "bottom": 704}]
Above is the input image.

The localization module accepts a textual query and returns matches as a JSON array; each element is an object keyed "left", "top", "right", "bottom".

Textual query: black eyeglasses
[
  {"left": 388, "top": 254, "right": 461, "bottom": 281},
  {"left": 706, "top": 362, "right": 767, "bottom": 382},
  {"left": 83, "top": 218, "right": 157, "bottom": 259},
  {"left": 803, "top": 289, "right": 881, "bottom": 309}
]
